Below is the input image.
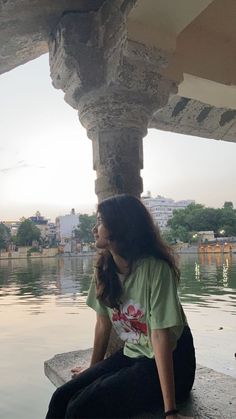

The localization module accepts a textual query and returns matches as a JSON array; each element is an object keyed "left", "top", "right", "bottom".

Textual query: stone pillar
[
  {"left": 91, "top": 127, "right": 144, "bottom": 201},
  {"left": 48, "top": 0, "right": 178, "bottom": 201},
  {"left": 48, "top": 0, "right": 180, "bottom": 353}
]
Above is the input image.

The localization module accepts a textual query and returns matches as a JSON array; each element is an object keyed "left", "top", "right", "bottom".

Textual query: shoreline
[
  {"left": 1, "top": 250, "right": 236, "bottom": 260},
  {"left": 0, "top": 252, "right": 96, "bottom": 261}
]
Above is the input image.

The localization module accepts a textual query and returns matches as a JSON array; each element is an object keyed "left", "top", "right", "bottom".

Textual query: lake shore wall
[{"left": 0, "top": 247, "right": 96, "bottom": 260}]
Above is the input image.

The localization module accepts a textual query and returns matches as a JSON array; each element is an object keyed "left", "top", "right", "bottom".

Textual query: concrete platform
[{"left": 44, "top": 348, "right": 236, "bottom": 419}]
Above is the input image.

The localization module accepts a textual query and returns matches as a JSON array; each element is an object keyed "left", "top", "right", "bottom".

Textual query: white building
[
  {"left": 142, "top": 194, "right": 195, "bottom": 230},
  {"left": 56, "top": 209, "right": 80, "bottom": 243}
]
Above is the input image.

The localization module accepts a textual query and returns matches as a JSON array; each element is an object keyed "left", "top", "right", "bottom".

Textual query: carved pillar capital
[
  {"left": 48, "top": 0, "right": 179, "bottom": 200},
  {"left": 49, "top": 0, "right": 177, "bottom": 119},
  {"left": 49, "top": 0, "right": 128, "bottom": 109}
]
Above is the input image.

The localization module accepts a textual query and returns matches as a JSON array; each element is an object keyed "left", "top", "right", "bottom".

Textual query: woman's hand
[{"left": 71, "top": 366, "right": 87, "bottom": 379}]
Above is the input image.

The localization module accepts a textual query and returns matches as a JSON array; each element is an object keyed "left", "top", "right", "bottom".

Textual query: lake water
[{"left": 0, "top": 254, "right": 236, "bottom": 419}]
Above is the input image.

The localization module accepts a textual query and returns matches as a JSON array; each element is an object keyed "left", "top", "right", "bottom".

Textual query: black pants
[{"left": 46, "top": 326, "right": 196, "bottom": 419}]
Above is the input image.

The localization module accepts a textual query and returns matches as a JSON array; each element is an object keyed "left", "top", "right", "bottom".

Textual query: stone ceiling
[
  {"left": 1, "top": 0, "right": 236, "bottom": 143},
  {"left": 0, "top": 0, "right": 106, "bottom": 74}
]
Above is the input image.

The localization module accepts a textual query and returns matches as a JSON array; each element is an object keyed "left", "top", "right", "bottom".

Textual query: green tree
[
  {"left": 168, "top": 204, "right": 205, "bottom": 241},
  {"left": 161, "top": 229, "right": 177, "bottom": 245},
  {"left": 0, "top": 223, "right": 11, "bottom": 250},
  {"left": 173, "top": 225, "right": 191, "bottom": 243},
  {"left": 186, "top": 207, "right": 219, "bottom": 232},
  {"left": 223, "top": 201, "right": 234, "bottom": 209},
  {"left": 16, "top": 219, "right": 41, "bottom": 246},
  {"left": 75, "top": 214, "right": 96, "bottom": 243},
  {"left": 216, "top": 204, "right": 236, "bottom": 236},
  {"left": 168, "top": 202, "right": 236, "bottom": 242}
]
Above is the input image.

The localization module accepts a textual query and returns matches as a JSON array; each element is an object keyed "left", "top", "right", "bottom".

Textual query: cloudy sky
[{"left": 1, "top": 54, "right": 236, "bottom": 221}]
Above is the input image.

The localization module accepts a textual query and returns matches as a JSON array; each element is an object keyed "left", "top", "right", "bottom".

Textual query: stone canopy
[
  {"left": 1, "top": 0, "right": 236, "bottom": 143},
  {"left": 1, "top": 0, "right": 236, "bottom": 199}
]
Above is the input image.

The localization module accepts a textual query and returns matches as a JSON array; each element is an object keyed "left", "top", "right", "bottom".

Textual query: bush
[{"left": 27, "top": 247, "right": 41, "bottom": 256}]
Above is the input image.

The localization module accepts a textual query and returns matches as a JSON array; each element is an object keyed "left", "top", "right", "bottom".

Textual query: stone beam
[
  {"left": 150, "top": 95, "right": 236, "bottom": 143},
  {"left": 49, "top": 0, "right": 178, "bottom": 201},
  {"left": 0, "top": 0, "right": 106, "bottom": 75}
]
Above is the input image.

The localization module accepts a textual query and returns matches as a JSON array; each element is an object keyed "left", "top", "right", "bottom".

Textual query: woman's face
[{"left": 92, "top": 213, "right": 111, "bottom": 249}]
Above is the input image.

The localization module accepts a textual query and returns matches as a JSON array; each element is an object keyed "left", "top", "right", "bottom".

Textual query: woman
[{"left": 46, "top": 194, "right": 196, "bottom": 419}]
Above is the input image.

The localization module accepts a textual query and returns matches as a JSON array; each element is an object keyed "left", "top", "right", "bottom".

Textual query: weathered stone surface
[
  {"left": 2, "top": 0, "right": 236, "bottom": 143},
  {"left": 93, "top": 128, "right": 144, "bottom": 201},
  {"left": 44, "top": 348, "right": 92, "bottom": 388},
  {"left": 44, "top": 348, "right": 236, "bottom": 419},
  {"left": 48, "top": 2, "right": 178, "bottom": 200},
  {"left": 0, "top": 0, "right": 106, "bottom": 74},
  {"left": 150, "top": 95, "right": 236, "bottom": 142}
]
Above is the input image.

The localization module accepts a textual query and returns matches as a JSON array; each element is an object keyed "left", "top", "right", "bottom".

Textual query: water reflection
[
  {"left": 56, "top": 256, "right": 93, "bottom": 295},
  {"left": 1, "top": 253, "right": 235, "bottom": 419},
  {"left": 222, "top": 258, "right": 229, "bottom": 287},
  {"left": 0, "top": 256, "right": 95, "bottom": 313},
  {"left": 179, "top": 254, "right": 236, "bottom": 314},
  {"left": 1, "top": 254, "right": 236, "bottom": 315}
]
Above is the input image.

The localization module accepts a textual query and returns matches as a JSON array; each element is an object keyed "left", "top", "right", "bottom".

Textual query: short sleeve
[
  {"left": 86, "top": 275, "right": 109, "bottom": 317},
  {"left": 149, "top": 261, "right": 186, "bottom": 330}
]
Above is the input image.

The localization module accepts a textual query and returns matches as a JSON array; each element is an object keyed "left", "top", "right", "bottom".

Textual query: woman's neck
[{"left": 110, "top": 251, "right": 129, "bottom": 274}]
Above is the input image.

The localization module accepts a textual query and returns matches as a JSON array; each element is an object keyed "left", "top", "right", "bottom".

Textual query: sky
[{"left": 1, "top": 54, "right": 236, "bottom": 222}]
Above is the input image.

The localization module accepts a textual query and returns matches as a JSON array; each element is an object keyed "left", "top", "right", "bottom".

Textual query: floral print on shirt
[{"left": 112, "top": 300, "right": 147, "bottom": 343}]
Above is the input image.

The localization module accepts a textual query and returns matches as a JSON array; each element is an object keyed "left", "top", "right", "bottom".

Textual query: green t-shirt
[{"left": 86, "top": 257, "right": 187, "bottom": 359}]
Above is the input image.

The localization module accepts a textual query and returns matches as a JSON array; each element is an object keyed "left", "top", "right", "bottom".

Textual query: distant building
[
  {"left": 142, "top": 194, "right": 195, "bottom": 230},
  {"left": 2, "top": 213, "right": 51, "bottom": 239},
  {"left": 29, "top": 211, "right": 49, "bottom": 239},
  {"left": 56, "top": 208, "right": 80, "bottom": 244},
  {"left": 29, "top": 211, "right": 48, "bottom": 225},
  {"left": 197, "top": 231, "right": 215, "bottom": 242},
  {"left": 2, "top": 220, "right": 20, "bottom": 236},
  {"left": 47, "top": 222, "right": 56, "bottom": 237}
]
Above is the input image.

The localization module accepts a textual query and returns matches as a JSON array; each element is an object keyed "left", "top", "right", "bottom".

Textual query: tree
[
  {"left": 0, "top": 223, "right": 11, "bottom": 250},
  {"left": 161, "top": 229, "right": 177, "bottom": 245},
  {"left": 74, "top": 214, "right": 96, "bottom": 243},
  {"left": 216, "top": 205, "right": 236, "bottom": 236},
  {"left": 16, "top": 219, "right": 41, "bottom": 246},
  {"left": 223, "top": 201, "right": 234, "bottom": 209},
  {"left": 168, "top": 204, "right": 205, "bottom": 242},
  {"left": 167, "top": 202, "right": 236, "bottom": 242}
]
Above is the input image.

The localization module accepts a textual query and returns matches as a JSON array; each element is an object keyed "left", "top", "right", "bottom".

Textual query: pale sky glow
[{"left": 1, "top": 54, "right": 236, "bottom": 221}]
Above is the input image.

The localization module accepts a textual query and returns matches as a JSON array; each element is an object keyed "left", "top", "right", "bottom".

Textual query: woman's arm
[
  {"left": 90, "top": 313, "right": 112, "bottom": 366},
  {"left": 151, "top": 328, "right": 177, "bottom": 416},
  {"left": 71, "top": 313, "right": 112, "bottom": 378}
]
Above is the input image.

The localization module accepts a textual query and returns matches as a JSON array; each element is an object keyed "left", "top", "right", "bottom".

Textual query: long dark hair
[{"left": 95, "top": 194, "right": 180, "bottom": 309}]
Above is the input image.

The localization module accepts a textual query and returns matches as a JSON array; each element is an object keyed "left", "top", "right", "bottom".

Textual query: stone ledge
[{"left": 44, "top": 349, "right": 236, "bottom": 419}]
